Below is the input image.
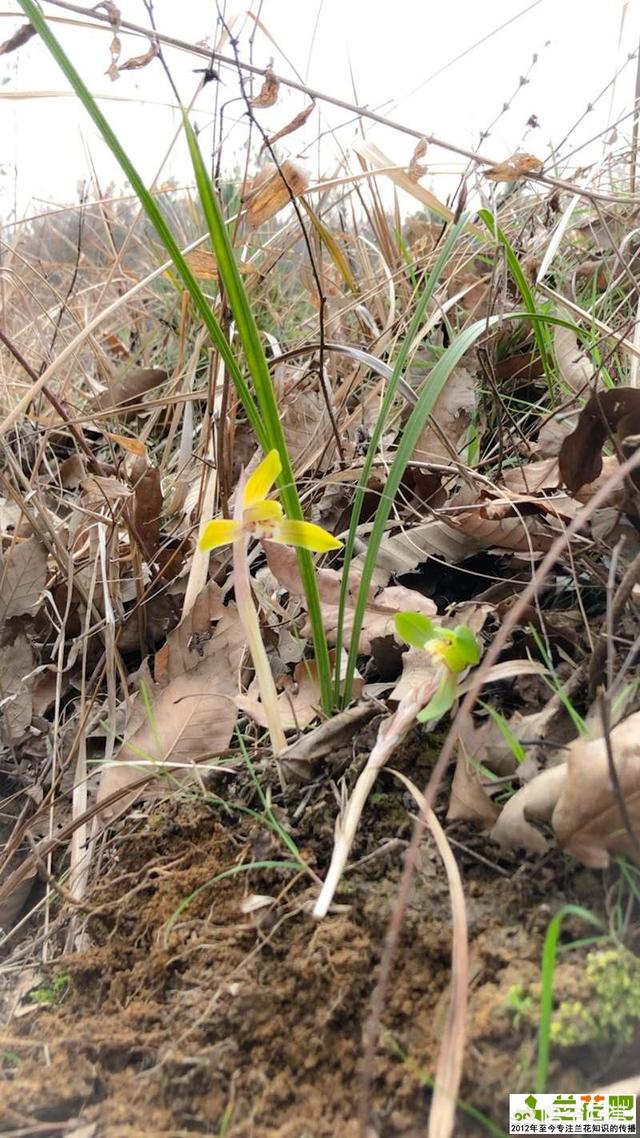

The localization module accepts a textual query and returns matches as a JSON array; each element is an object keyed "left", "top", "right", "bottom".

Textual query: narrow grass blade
[
  {"left": 184, "top": 121, "right": 332, "bottom": 708},
  {"left": 335, "top": 214, "right": 471, "bottom": 704},
  {"left": 536, "top": 904, "right": 603, "bottom": 1093},
  {"left": 20, "top": 0, "right": 333, "bottom": 709},
  {"left": 341, "top": 310, "right": 501, "bottom": 704},
  {"left": 479, "top": 209, "right": 554, "bottom": 388}
]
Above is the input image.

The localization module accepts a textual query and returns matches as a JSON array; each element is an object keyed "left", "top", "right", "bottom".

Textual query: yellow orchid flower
[{"left": 199, "top": 450, "right": 342, "bottom": 554}]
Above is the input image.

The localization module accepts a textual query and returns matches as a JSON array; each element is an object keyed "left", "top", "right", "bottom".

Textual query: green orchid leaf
[{"left": 394, "top": 611, "right": 438, "bottom": 650}]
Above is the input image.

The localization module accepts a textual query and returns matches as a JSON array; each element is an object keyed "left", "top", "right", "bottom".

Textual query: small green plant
[
  {"left": 505, "top": 984, "right": 537, "bottom": 1030},
  {"left": 551, "top": 946, "right": 640, "bottom": 1048},
  {"left": 29, "top": 971, "right": 70, "bottom": 1006}
]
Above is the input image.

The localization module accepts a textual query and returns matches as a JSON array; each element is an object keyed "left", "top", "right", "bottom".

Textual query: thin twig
[{"left": 40, "top": 0, "right": 640, "bottom": 204}]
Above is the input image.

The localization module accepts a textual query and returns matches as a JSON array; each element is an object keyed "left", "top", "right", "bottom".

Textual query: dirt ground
[{"left": 2, "top": 734, "right": 637, "bottom": 1138}]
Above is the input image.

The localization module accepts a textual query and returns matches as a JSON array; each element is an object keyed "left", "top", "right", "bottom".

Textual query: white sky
[{"left": 1, "top": 0, "right": 640, "bottom": 222}]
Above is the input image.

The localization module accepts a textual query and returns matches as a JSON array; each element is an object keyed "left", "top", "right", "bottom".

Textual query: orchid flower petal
[
  {"left": 243, "top": 499, "right": 284, "bottom": 524},
  {"left": 273, "top": 518, "right": 343, "bottom": 552},
  {"left": 243, "top": 450, "right": 282, "bottom": 509},
  {"left": 199, "top": 518, "right": 243, "bottom": 551},
  {"left": 394, "top": 611, "right": 437, "bottom": 650},
  {"left": 417, "top": 671, "right": 458, "bottom": 724},
  {"left": 443, "top": 625, "right": 481, "bottom": 671}
]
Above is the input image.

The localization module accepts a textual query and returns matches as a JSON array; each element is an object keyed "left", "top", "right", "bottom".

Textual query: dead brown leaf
[
  {"left": 98, "top": 582, "right": 241, "bottom": 819},
  {"left": 244, "top": 161, "right": 309, "bottom": 227},
  {"left": 552, "top": 711, "right": 640, "bottom": 866},
  {"left": 0, "top": 867, "right": 36, "bottom": 931},
  {"left": 450, "top": 506, "right": 555, "bottom": 553},
  {"left": 0, "top": 22, "right": 36, "bottom": 55},
  {"left": 448, "top": 724, "right": 500, "bottom": 828},
  {"left": 0, "top": 537, "right": 47, "bottom": 625},
  {"left": 490, "top": 765, "right": 567, "bottom": 855},
  {"left": 182, "top": 250, "right": 260, "bottom": 280},
  {"left": 118, "top": 41, "right": 159, "bottom": 71},
  {"left": 491, "top": 710, "right": 640, "bottom": 861},
  {"left": 251, "top": 67, "right": 279, "bottom": 108},
  {"left": 0, "top": 633, "right": 34, "bottom": 741},
  {"left": 259, "top": 103, "right": 315, "bottom": 153},
  {"left": 483, "top": 153, "right": 543, "bottom": 181},
  {"left": 412, "top": 365, "right": 476, "bottom": 465},
  {"left": 237, "top": 658, "right": 320, "bottom": 731},
  {"left": 127, "top": 457, "right": 163, "bottom": 562},
  {"left": 559, "top": 388, "right": 640, "bottom": 493},
  {"left": 264, "top": 543, "right": 436, "bottom": 653},
  {"left": 278, "top": 702, "right": 378, "bottom": 784},
  {"left": 90, "top": 367, "right": 167, "bottom": 417},
  {"left": 408, "top": 137, "right": 428, "bottom": 182},
  {"left": 105, "top": 432, "right": 146, "bottom": 457},
  {"left": 499, "top": 457, "right": 560, "bottom": 494},
  {"left": 554, "top": 325, "right": 595, "bottom": 394}
]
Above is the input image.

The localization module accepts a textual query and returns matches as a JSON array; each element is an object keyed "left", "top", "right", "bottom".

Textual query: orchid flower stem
[
  {"left": 233, "top": 533, "right": 287, "bottom": 763},
  {"left": 313, "top": 674, "right": 440, "bottom": 919}
]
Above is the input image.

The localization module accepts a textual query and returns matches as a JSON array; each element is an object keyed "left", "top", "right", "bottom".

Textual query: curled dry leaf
[
  {"left": 490, "top": 765, "right": 567, "bottom": 855},
  {"left": 552, "top": 711, "right": 640, "bottom": 867},
  {"left": 559, "top": 387, "right": 640, "bottom": 493},
  {"left": 0, "top": 867, "right": 36, "bottom": 932},
  {"left": 483, "top": 153, "right": 543, "bottom": 182},
  {"left": 490, "top": 709, "right": 640, "bottom": 865},
  {"left": 251, "top": 67, "right": 279, "bottom": 108},
  {"left": 127, "top": 456, "right": 163, "bottom": 563},
  {"left": 0, "top": 22, "right": 36, "bottom": 55},
  {"left": 408, "top": 137, "right": 428, "bottom": 182},
  {"left": 237, "top": 657, "right": 321, "bottom": 731},
  {"left": 278, "top": 702, "right": 378, "bottom": 784},
  {"left": 244, "top": 161, "right": 309, "bottom": 227},
  {"left": 182, "top": 250, "right": 260, "bottom": 280},
  {"left": 448, "top": 750, "right": 500, "bottom": 827},
  {"left": 448, "top": 723, "right": 500, "bottom": 829},
  {"left": 105, "top": 432, "right": 146, "bottom": 457},
  {"left": 118, "top": 41, "right": 159, "bottom": 71},
  {"left": 553, "top": 325, "right": 595, "bottom": 393},
  {"left": 259, "top": 103, "right": 315, "bottom": 153}
]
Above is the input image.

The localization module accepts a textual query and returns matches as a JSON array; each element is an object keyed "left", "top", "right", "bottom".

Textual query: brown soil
[{"left": 1, "top": 746, "right": 637, "bottom": 1138}]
